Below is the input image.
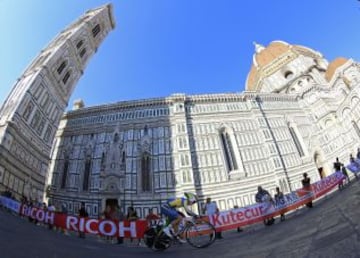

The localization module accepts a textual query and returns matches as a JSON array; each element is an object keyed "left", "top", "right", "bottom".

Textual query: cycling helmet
[{"left": 184, "top": 192, "right": 198, "bottom": 203}]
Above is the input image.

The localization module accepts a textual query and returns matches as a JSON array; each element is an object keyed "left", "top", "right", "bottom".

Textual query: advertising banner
[{"left": 1, "top": 171, "right": 344, "bottom": 238}]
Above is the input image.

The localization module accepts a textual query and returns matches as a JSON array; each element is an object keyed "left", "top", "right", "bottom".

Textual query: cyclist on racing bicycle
[{"left": 161, "top": 192, "right": 198, "bottom": 242}]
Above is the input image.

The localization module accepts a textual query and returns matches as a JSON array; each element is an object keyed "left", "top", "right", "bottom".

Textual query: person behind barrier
[
  {"left": 115, "top": 205, "right": 124, "bottom": 244},
  {"left": 274, "top": 187, "right": 285, "bottom": 221},
  {"left": 342, "top": 164, "right": 350, "bottom": 184},
  {"left": 146, "top": 208, "right": 160, "bottom": 227},
  {"left": 301, "top": 173, "right": 313, "bottom": 208},
  {"left": 126, "top": 206, "right": 141, "bottom": 245},
  {"left": 333, "top": 157, "right": 342, "bottom": 171},
  {"left": 233, "top": 205, "right": 243, "bottom": 232},
  {"left": 60, "top": 203, "right": 69, "bottom": 235},
  {"left": 204, "top": 197, "right": 223, "bottom": 239},
  {"left": 255, "top": 186, "right": 275, "bottom": 226},
  {"left": 78, "top": 202, "right": 88, "bottom": 238},
  {"left": 161, "top": 192, "right": 198, "bottom": 243}
]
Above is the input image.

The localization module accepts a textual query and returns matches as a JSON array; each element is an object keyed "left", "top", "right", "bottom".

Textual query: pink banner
[{"left": 208, "top": 171, "right": 344, "bottom": 232}]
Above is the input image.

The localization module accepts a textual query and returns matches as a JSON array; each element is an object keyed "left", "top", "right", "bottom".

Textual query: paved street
[{"left": 1, "top": 181, "right": 360, "bottom": 258}]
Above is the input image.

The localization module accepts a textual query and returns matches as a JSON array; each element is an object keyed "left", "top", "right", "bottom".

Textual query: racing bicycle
[{"left": 143, "top": 214, "right": 216, "bottom": 251}]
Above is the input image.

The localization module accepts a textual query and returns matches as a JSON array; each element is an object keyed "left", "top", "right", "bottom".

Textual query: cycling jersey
[
  {"left": 161, "top": 196, "right": 195, "bottom": 221},
  {"left": 167, "top": 197, "right": 187, "bottom": 208}
]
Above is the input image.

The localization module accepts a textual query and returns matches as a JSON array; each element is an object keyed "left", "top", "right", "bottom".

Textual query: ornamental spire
[{"left": 253, "top": 41, "right": 265, "bottom": 54}]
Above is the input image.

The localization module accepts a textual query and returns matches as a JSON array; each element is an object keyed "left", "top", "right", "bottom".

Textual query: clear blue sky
[{"left": 1, "top": 0, "right": 360, "bottom": 109}]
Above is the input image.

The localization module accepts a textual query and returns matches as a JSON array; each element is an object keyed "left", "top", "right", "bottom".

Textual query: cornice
[
  {"left": 64, "top": 92, "right": 300, "bottom": 121},
  {"left": 64, "top": 97, "right": 174, "bottom": 118}
]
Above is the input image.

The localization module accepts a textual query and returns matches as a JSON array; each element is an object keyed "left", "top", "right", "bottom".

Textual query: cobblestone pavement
[{"left": 1, "top": 181, "right": 359, "bottom": 258}]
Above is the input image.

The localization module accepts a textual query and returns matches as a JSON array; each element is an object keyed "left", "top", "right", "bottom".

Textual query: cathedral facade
[
  {"left": 48, "top": 42, "right": 360, "bottom": 218},
  {"left": 1, "top": 5, "right": 360, "bottom": 219}
]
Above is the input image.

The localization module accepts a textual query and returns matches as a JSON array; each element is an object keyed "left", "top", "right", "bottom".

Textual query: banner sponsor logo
[
  {"left": 21, "top": 205, "right": 55, "bottom": 224},
  {"left": 209, "top": 171, "right": 344, "bottom": 231},
  {"left": 65, "top": 216, "right": 139, "bottom": 237}
]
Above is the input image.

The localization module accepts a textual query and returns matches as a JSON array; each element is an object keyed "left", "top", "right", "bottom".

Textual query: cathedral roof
[
  {"left": 324, "top": 57, "right": 348, "bottom": 82},
  {"left": 245, "top": 41, "right": 322, "bottom": 91}
]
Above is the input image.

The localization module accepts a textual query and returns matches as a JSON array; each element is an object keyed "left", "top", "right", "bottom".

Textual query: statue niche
[{"left": 101, "top": 132, "right": 125, "bottom": 177}]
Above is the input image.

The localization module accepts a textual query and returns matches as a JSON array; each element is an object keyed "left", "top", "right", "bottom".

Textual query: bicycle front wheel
[
  {"left": 152, "top": 231, "right": 172, "bottom": 251},
  {"left": 185, "top": 220, "right": 216, "bottom": 248}
]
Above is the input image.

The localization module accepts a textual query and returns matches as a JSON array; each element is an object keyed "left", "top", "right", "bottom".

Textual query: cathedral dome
[
  {"left": 324, "top": 57, "right": 348, "bottom": 82},
  {"left": 245, "top": 41, "right": 323, "bottom": 92}
]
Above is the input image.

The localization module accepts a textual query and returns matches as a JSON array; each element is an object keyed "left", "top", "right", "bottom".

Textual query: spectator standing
[
  {"left": 342, "top": 164, "right": 350, "bottom": 184},
  {"left": 61, "top": 203, "right": 68, "bottom": 214},
  {"left": 146, "top": 208, "right": 160, "bottom": 227},
  {"left": 204, "top": 197, "right": 223, "bottom": 239},
  {"left": 126, "top": 206, "right": 139, "bottom": 221},
  {"left": 233, "top": 205, "right": 243, "bottom": 232},
  {"left": 339, "top": 161, "right": 351, "bottom": 190},
  {"left": 47, "top": 203, "right": 56, "bottom": 230},
  {"left": 126, "top": 206, "right": 141, "bottom": 245},
  {"left": 114, "top": 205, "right": 124, "bottom": 244},
  {"left": 255, "top": 186, "right": 275, "bottom": 225},
  {"left": 61, "top": 203, "right": 69, "bottom": 235},
  {"left": 333, "top": 157, "right": 342, "bottom": 171},
  {"left": 102, "top": 205, "right": 112, "bottom": 220},
  {"left": 102, "top": 205, "right": 113, "bottom": 242},
  {"left": 301, "top": 173, "right": 313, "bottom": 208},
  {"left": 350, "top": 154, "right": 355, "bottom": 163},
  {"left": 274, "top": 187, "right": 285, "bottom": 221},
  {"left": 78, "top": 202, "right": 88, "bottom": 238}
]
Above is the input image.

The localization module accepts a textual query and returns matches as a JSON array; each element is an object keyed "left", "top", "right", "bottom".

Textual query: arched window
[
  {"left": 79, "top": 48, "right": 87, "bottom": 58},
  {"left": 352, "top": 121, "right": 360, "bottom": 139},
  {"left": 141, "top": 152, "right": 151, "bottom": 192},
  {"left": 83, "top": 155, "right": 91, "bottom": 191},
  {"left": 121, "top": 151, "right": 126, "bottom": 163},
  {"left": 62, "top": 71, "right": 71, "bottom": 84},
  {"left": 220, "top": 129, "right": 238, "bottom": 171},
  {"left": 76, "top": 40, "right": 84, "bottom": 49},
  {"left": 92, "top": 24, "right": 101, "bottom": 38},
  {"left": 101, "top": 152, "right": 106, "bottom": 168},
  {"left": 289, "top": 126, "right": 305, "bottom": 157},
  {"left": 61, "top": 156, "right": 69, "bottom": 189},
  {"left": 342, "top": 108, "right": 350, "bottom": 118},
  {"left": 351, "top": 97, "right": 360, "bottom": 107},
  {"left": 57, "top": 61, "right": 67, "bottom": 75}
]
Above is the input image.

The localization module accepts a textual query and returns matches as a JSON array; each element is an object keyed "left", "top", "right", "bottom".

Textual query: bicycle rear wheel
[{"left": 185, "top": 220, "right": 216, "bottom": 248}]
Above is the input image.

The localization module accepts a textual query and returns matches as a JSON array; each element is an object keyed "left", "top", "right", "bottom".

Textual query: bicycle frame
[{"left": 143, "top": 214, "right": 216, "bottom": 251}]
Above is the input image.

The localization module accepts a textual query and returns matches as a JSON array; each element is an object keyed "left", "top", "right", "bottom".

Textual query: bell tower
[{"left": 0, "top": 4, "right": 115, "bottom": 201}]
